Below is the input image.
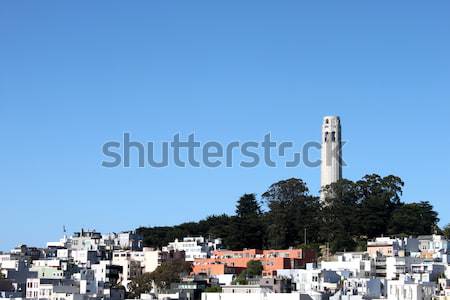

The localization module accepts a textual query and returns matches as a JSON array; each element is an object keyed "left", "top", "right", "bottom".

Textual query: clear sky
[{"left": 1, "top": 0, "right": 449, "bottom": 251}]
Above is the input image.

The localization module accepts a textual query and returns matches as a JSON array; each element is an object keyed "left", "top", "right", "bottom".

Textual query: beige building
[{"left": 367, "top": 237, "right": 402, "bottom": 258}]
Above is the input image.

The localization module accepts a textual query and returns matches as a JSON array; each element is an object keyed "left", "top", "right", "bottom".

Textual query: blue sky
[{"left": 1, "top": 0, "right": 449, "bottom": 250}]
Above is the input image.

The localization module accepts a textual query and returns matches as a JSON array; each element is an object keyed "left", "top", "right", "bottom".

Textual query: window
[{"left": 331, "top": 132, "right": 336, "bottom": 142}]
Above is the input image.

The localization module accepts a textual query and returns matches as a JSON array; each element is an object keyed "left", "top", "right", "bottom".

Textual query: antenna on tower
[{"left": 63, "top": 225, "right": 66, "bottom": 234}]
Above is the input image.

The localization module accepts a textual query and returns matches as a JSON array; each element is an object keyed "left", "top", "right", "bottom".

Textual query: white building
[
  {"left": 73, "top": 269, "right": 98, "bottom": 295},
  {"left": 70, "top": 250, "right": 99, "bottom": 267},
  {"left": 320, "top": 252, "right": 374, "bottom": 278},
  {"left": 26, "top": 278, "right": 79, "bottom": 300},
  {"left": 387, "top": 275, "right": 436, "bottom": 300},
  {"left": 68, "top": 230, "right": 103, "bottom": 251},
  {"left": 163, "top": 237, "right": 221, "bottom": 262},
  {"left": 367, "top": 237, "right": 420, "bottom": 258},
  {"left": 341, "top": 277, "right": 385, "bottom": 299},
  {"left": 410, "top": 262, "right": 446, "bottom": 283},
  {"left": 46, "top": 235, "right": 69, "bottom": 249},
  {"left": 202, "top": 291, "right": 320, "bottom": 300},
  {"left": 141, "top": 248, "right": 162, "bottom": 273},
  {"left": 102, "top": 231, "right": 143, "bottom": 251},
  {"left": 385, "top": 256, "right": 423, "bottom": 280},
  {"left": 277, "top": 268, "right": 340, "bottom": 294},
  {"left": 26, "top": 278, "right": 51, "bottom": 299},
  {"left": 418, "top": 235, "right": 449, "bottom": 262},
  {"left": 111, "top": 250, "right": 143, "bottom": 290},
  {"left": 29, "top": 266, "right": 63, "bottom": 280}
]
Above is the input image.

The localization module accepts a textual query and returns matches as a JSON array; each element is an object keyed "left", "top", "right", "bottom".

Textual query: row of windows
[
  {"left": 27, "top": 291, "right": 38, "bottom": 297},
  {"left": 27, "top": 282, "right": 39, "bottom": 288},
  {"left": 324, "top": 132, "right": 337, "bottom": 143}
]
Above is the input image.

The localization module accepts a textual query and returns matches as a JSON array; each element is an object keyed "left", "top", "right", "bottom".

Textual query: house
[
  {"left": 278, "top": 268, "right": 340, "bottom": 294},
  {"left": 320, "top": 252, "right": 374, "bottom": 278},
  {"left": 141, "top": 248, "right": 185, "bottom": 274},
  {"left": 163, "top": 237, "right": 222, "bottom": 262},
  {"left": 111, "top": 251, "right": 143, "bottom": 290},
  {"left": 386, "top": 275, "right": 436, "bottom": 300}
]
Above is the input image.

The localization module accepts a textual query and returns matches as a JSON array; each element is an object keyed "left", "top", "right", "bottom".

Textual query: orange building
[{"left": 192, "top": 248, "right": 316, "bottom": 277}]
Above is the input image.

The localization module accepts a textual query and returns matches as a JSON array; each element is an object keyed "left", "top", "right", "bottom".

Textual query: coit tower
[{"left": 320, "top": 116, "right": 342, "bottom": 200}]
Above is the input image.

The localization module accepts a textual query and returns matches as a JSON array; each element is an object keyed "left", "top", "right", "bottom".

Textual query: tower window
[
  {"left": 325, "top": 119, "right": 329, "bottom": 124},
  {"left": 332, "top": 132, "right": 336, "bottom": 142},
  {"left": 324, "top": 132, "right": 329, "bottom": 142}
]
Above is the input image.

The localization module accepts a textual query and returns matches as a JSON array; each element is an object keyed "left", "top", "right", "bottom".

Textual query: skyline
[{"left": 1, "top": 0, "right": 450, "bottom": 251}]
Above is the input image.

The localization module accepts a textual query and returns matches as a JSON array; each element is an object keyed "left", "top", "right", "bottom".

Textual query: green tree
[
  {"left": 246, "top": 260, "right": 263, "bottom": 277},
  {"left": 357, "top": 174, "right": 404, "bottom": 238},
  {"left": 200, "top": 214, "right": 235, "bottom": 247},
  {"left": 234, "top": 272, "right": 248, "bottom": 285},
  {"left": 149, "top": 259, "right": 192, "bottom": 291},
  {"left": 137, "top": 214, "right": 234, "bottom": 249},
  {"left": 443, "top": 224, "right": 450, "bottom": 239},
  {"left": 388, "top": 202, "right": 439, "bottom": 235},
  {"left": 136, "top": 173, "right": 440, "bottom": 256},
  {"left": 127, "top": 273, "right": 153, "bottom": 299},
  {"left": 204, "top": 286, "right": 222, "bottom": 293},
  {"left": 263, "top": 178, "right": 320, "bottom": 248},
  {"left": 320, "top": 179, "right": 360, "bottom": 252},
  {"left": 236, "top": 194, "right": 262, "bottom": 218},
  {"left": 233, "top": 260, "right": 263, "bottom": 285},
  {"left": 227, "top": 194, "right": 265, "bottom": 250}
]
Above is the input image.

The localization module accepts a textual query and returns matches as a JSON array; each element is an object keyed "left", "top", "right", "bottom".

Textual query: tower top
[{"left": 323, "top": 115, "right": 340, "bottom": 122}]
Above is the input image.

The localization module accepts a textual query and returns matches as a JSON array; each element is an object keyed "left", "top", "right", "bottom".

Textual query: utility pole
[{"left": 326, "top": 242, "right": 330, "bottom": 261}]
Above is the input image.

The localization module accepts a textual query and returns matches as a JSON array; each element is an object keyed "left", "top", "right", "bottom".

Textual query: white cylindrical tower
[{"left": 320, "top": 116, "right": 342, "bottom": 200}]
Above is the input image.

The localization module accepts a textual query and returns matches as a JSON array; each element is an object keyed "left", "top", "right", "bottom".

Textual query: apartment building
[{"left": 193, "top": 248, "right": 316, "bottom": 277}]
